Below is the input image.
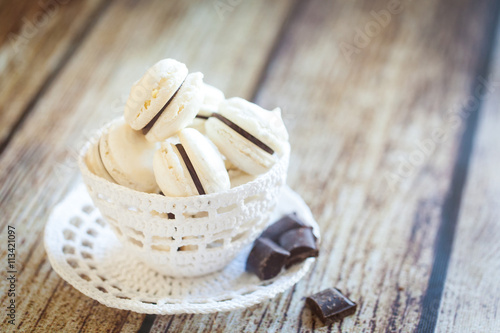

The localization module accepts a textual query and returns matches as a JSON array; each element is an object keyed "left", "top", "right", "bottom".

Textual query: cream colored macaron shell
[
  {"left": 190, "top": 83, "right": 225, "bottom": 133},
  {"left": 144, "top": 72, "right": 204, "bottom": 142},
  {"left": 85, "top": 140, "right": 115, "bottom": 183},
  {"left": 124, "top": 59, "right": 188, "bottom": 131},
  {"left": 99, "top": 121, "right": 159, "bottom": 193},
  {"left": 199, "top": 83, "right": 225, "bottom": 116},
  {"left": 153, "top": 128, "right": 230, "bottom": 197},
  {"left": 206, "top": 97, "right": 289, "bottom": 175}
]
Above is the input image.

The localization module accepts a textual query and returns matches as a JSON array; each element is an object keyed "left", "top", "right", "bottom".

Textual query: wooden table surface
[{"left": 1, "top": 0, "right": 500, "bottom": 332}]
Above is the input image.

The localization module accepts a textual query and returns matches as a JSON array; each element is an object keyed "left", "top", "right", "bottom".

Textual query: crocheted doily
[{"left": 44, "top": 182, "right": 320, "bottom": 314}]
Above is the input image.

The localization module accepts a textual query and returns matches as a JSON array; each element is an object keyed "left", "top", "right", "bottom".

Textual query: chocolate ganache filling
[
  {"left": 97, "top": 136, "right": 118, "bottom": 183},
  {"left": 142, "top": 78, "right": 186, "bottom": 135},
  {"left": 211, "top": 113, "right": 275, "bottom": 155},
  {"left": 175, "top": 143, "right": 206, "bottom": 195}
]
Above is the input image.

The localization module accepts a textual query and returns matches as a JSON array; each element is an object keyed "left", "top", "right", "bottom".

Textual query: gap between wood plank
[
  {"left": 416, "top": 3, "right": 500, "bottom": 333},
  {"left": 249, "top": 0, "right": 302, "bottom": 103},
  {"left": 137, "top": 314, "right": 156, "bottom": 333},
  {"left": 135, "top": 2, "right": 302, "bottom": 331},
  {"left": 0, "top": 0, "right": 112, "bottom": 156}
]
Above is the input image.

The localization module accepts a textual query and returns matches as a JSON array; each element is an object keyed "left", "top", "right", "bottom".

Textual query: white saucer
[{"left": 44, "top": 182, "right": 320, "bottom": 314}]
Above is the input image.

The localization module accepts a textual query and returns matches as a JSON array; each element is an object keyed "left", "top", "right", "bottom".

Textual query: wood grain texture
[
  {"left": 435, "top": 18, "right": 500, "bottom": 333},
  {"left": 0, "top": 0, "right": 106, "bottom": 150},
  {"left": 0, "top": 0, "right": 294, "bottom": 331},
  {"left": 0, "top": 0, "right": 499, "bottom": 332},
  {"left": 152, "top": 0, "right": 500, "bottom": 332}
]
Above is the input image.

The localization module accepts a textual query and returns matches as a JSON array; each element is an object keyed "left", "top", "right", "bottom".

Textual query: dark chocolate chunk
[
  {"left": 175, "top": 143, "right": 206, "bottom": 195},
  {"left": 142, "top": 78, "right": 185, "bottom": 135},
  {"left": 279, "top": 227, "right": 318, "bottom": 268},
  {"left": 260, "top": 213, "right": 310, "bottom": 242},
  {"left": 246, "top": 238, "right": 290, "bottom": 280},
  {"left": 212, "top": 113, "right": 274, "bottom": 155},
  {"left": 306, "top": 288, "right": 357, "bottom": 324}
]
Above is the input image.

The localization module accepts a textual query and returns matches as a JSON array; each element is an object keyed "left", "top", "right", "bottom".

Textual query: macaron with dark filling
[
  {"left": 153, "top": 128, "right": 230, "bottom": 197},
  {"left": 205, "top": 97, "right": 289, "bottom": 175},
  {"left": 96, "top": 120, "right": 159, "bottom": 193},
  {"left": 124, "top": 59, "right": 204, "bottom": 142}
]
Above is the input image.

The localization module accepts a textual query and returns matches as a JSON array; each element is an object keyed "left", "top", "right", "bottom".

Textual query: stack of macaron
[{"left": 86, "top": 58, "right": 289, "bottom": 197}]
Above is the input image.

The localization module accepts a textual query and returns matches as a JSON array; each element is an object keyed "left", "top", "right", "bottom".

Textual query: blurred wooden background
[{"left": 1, "top": 0, "right": 500, "bottom": 332}]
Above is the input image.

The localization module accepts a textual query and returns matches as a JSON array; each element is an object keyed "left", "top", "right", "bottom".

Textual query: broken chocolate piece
[
  {"left": 306, "top": 288, "right": 357, "bottom": 324},
  {"left": 260, "top": 213, "right": 310, "bottom": 242},
  {"left": 279, "top": 227, "right": 318, "bottom": 268},
  {"left": 246, "top": 238, "right": 290, "bottom": 280}
]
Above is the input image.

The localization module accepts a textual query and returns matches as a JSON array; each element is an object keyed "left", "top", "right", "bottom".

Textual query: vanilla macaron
[
  {"left": 206, "top": 97, "right": 289, "bottom": 175},
  {"left": 190, "top": 83, "right": 225, "bottom": 133},
  {"left": 228, "top": 169, "right": 257, "bottom": 188},
  {"left": 224, "top": 159, "right": 256, "bottom": 188},
  {"left": 98, "top": 120, "right": 159, "bottom": 193},
  {"left": 153, "top": 128, "right": 230, "bottom": 197},
  {"left": 85, "top": 140, "right": 115, "bottom": 183},
  {"left": 124, "top": 59, "right": 204, "bottom": 142}
]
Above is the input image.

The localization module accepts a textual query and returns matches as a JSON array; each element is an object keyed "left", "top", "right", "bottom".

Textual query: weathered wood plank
[
  {"left": 1, "top": 0, "right": 499, "bottom": 331},
  {"left": 151, "top": 0, "right": 500, "bottom": 332},
  {"left": 435, "top": 16, "right": 500, "bottom": 333},
  {"left": 0, "top": 0, "right": 294, "bottom": 331},
  {"left": 0, "top": 0, "right": 106, "bottom": 151}
]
